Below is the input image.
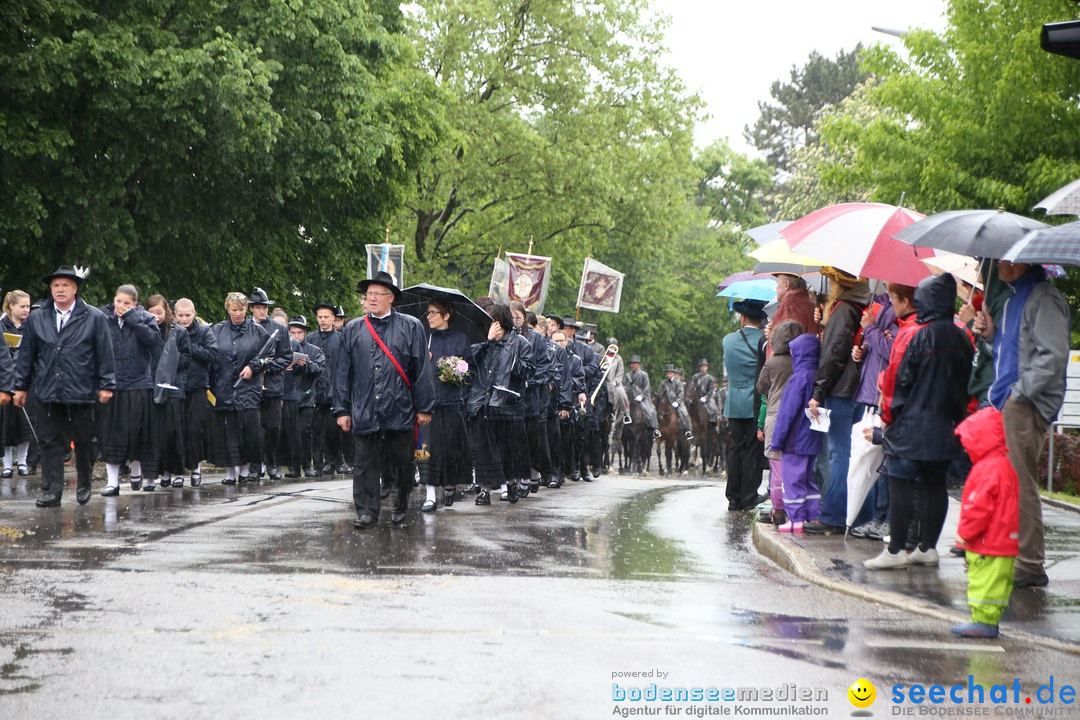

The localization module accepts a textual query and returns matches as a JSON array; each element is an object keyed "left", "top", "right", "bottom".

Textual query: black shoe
[
  {"left": 101, "top": 485, "right": 120, "bottom": 497},
  {"left": 583, "top": 474, "right": 593, "bottom": 482},
  {"left": 570, "top": 473, "right": 580, "bottom": 482},
  {"left": 547, "top": 477, "right": 560, "bottom": 488},
  {"left": 268, "top": 467, "right": 283, "bottom": 481},
  {"left": 803, "top": 520, "right": 844, "bottom": 535},
  {"left": 518, "top": 483, "right": 530, "bottom": 499},
  {"left": 191, "top": 471, "right": 202, "bottom": 487},
  {"left": 17, "top": 464, "right": 29, "bottom": 477},
  {"left": 380, "top": 483, "right": 392, "bottom": 500},
  {"left": 285, "top": 467, "right": 301, "bottom": 478},
  {"left": 354, "top": 514, "right": 376, "bottom": 530},
  {"left": 237, "top": 475, "right": 249, "bottom": 486},
  {"left": 420, "top": 499, "right": 437, "bottom": 513},
  {"left": 172, "top": 477, "right": 185, "bottom": 488},
  {"left": 475, "top": 489, "right": 491, "bottom": 506},
  {"left": 35, "top": 494, "right": 61, "bottom": 507},
  {"left": 142, "top": 482, "right": 156, "bottom": 492},
  {"left": 304, "top": 467, "right": 318, "bottom": 478},
  {"left": 507, "top": 483, "right": 519, "bottom": 504},
  {"left": 443, "top": 489, "right": 456, "bottom": 507},
  {"left": 336, "top": 464, "right": 352, "bottom": 475},
  {"left": 530, "top": 481, "right": 540, "bottom": 494},
  {"left": 1014, "top": 571, "right": 1049, "bottom": 589},
  {"left": 463, "top": 483, "right": 481, "bottom": 495},
  {"left": 321, "top": 463, "right": 334, "bottom": 475},
  {"left": 1, "top": 468, "right": 11, "bottom": 479},
  {"left": 222, "top": 477, "right": 236, "bottom": 486},
  {"left": 160, "top": 478, "right": 172, "bottom": 488},
  {"left": 391, "top": 509, "right": 407, "bottom": 524},
  {"left": 129, "top": 477, "right": 143, "bottom": 491},
  {"left": 76, "top": 487, "right": 92, "bottom": 505}
]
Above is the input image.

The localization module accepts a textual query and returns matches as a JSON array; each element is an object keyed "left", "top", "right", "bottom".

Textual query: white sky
[{"left": 657, "top": 0, "right": 949, "bottom": 156}]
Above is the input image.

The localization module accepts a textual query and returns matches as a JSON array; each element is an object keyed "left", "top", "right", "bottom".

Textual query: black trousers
[
  {"left": 352, "top": 430, "right": 414, "bottom": 519},
  {"left": 261, "top": 396, "right": 282, "bottom": 468},
  {"left": 278, "top": 400, "right": 301, "bottom": 469},
  {"left": 312, "top": 405, "right": 340, "bottom": 470},
  {"left": 559, "top": 416, "right": 578, "bottom": 478},
  {"left": 183, "top": 389, "right": 209, "bottom": 469},
  {"left": 887, "top": 464, "right": 949, "bottom": 555},
  {"left": 726, "top": 418, "right": 763, "bottom": 509},
  {"left": 546, "top": 415, "right": 562, "bottom": 478},
  {"left": 38, "top": 403, "right": 95, "bottom": 498},
  {"left": 298, "top": 406, "right": 315, "bottom": 469},
  {"left": 525, "top": 416, "right": 551, "bottom": 479}
]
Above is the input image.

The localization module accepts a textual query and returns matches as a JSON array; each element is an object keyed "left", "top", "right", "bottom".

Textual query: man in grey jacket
[{"left": 974, "top": 261, "right": 1069, "bottom": 588}]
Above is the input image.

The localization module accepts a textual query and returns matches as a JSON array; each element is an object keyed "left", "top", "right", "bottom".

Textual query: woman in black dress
[
  {"left": 1, "top": 290, "right": 32, "bottom": 478},
  {"left": 145, "top": 295, "right": 191, "bottom": 489},
  {"left": 419, "top": 298, "right": 474, "bottom": 511}
]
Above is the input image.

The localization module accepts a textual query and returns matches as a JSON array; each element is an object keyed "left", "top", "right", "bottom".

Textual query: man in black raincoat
[{"left": 334, "top": 272, "right": 435, "bottom": 529}]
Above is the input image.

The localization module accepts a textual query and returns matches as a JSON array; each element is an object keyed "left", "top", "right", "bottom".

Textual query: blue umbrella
[{"left": 716, "top": 278, "right": 777, "bottom": 309}]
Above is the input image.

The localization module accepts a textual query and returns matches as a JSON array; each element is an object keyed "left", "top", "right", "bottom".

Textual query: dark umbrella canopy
[
  {"left": 894, "top": 209, "right": 1047, "bottom": 259},
  {"left": 1003, "top": 220, "right": 1080, "bottom": 266},
  {"left": 398, "top": 283, "right": 492, "bottom": 344}
]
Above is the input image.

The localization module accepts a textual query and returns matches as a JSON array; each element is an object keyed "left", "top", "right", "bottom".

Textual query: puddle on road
[{"left": 606, "top": 489, "right": 692, "bottom": 580}]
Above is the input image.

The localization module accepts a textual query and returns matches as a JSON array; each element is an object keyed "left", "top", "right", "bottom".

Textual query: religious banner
[
  {"left": 576, "top": 257, "right": 625, "bottom": 313},
  {"left": 365, "top": 244, "right": 405, "bottom": 289},
  {"left": 505, "top": 252, "right": 552, "bottom": 314},
  {"left": 488, "top": 257, "right": 510, "bottom": 305}
]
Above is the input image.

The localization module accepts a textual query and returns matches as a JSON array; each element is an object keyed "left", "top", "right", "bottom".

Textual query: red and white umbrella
[{"left": 781, "top": 202, "right": 933, "bottom": 286}]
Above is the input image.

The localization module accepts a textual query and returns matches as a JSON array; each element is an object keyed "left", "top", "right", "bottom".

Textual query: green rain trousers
[{"left": 966, "top": 552, "right": 1015, "bottom": 625}]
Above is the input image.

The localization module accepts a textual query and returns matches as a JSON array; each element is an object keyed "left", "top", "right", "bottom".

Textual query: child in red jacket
[{"left": 951, "top": 407, "right": 1020, "bottom": 639}]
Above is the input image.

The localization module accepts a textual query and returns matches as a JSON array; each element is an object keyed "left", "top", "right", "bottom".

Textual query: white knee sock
[
  {"left": 426, "top": 485, "right": 437, "bottom": 502},
  {"left": 2, "top": 447, "right": 11, "bottom": 470},
  {"left": 16, "top": 442, "right": 28, "bottom": 465},
  {"left": 106, "top": 463, "right": 121, "bottom": 488},
  {"left": 129, "top": 460, "right": 142, "bottom": 478}
]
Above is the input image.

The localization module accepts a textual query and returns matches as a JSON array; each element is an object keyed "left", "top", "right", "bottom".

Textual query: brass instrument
[{"left": 589, "top": 343, "right": 619, "bottom": 407}]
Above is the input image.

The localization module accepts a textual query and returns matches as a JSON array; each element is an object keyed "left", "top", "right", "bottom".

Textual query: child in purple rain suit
[{"left": 769, "top": 332, "right": 823, "bottom": 532}]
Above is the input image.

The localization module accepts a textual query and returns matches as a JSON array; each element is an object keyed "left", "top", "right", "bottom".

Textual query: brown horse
[
  {"left": 622, "top": 398, "right": 652, "bottom": 474},
  {"left": 687, "top": 384, "right": 718, "bottom": 476},
  {"left": 655, "top": 391, "right": 690, "bottom": 476}
]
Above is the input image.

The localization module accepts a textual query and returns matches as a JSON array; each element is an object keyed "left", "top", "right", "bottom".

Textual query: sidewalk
[{"left": 753, "top": 494, "right": 1080, "bottom": 653}]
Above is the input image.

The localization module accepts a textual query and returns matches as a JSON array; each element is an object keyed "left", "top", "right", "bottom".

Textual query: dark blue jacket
[
  {"left": 771, "top": 333, "right": 823, "bottom": 457},
  {"left": 102, "top": 304, "right": 161, "bottom": 391},
  {"left": 307, "top": 328, "right": 342, "bottom": 406},
  {"left": 524, "top": 328, "right": 554, "bottom": 418},
  {"left": 332, "top": 311, "right": 435, "bottom": 435},
  {"left": 151, "top": 323, "right": 191, "bottom": 401},
  {"left": 427, "top": 328, "right": 473, "bottom": 409},
  {"left": 551, "top": 343, "right": 582, "bottom": 413},
  {"left": 182, "top": 320, "right": 218, "bottom": 392},
  {"left": 15, "top": 297, "right": 116, "bottom": 404},
  {"left": 209, "top": 318, "right": 275, "bottom": 411},
  {"left": 467, "top": 332, "right": 535, "bottom": 419},
  {"left": 283, "top": 338, "right": 325, "bottom": 407},
  {"left": 254, "top": 317, "right": 292, "bottom": 398}
]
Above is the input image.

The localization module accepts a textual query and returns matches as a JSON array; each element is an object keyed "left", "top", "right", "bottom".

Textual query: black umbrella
[
  {"left": 893, "top": 208, "right": 1047, "bottom": 259},
  {"left": 154, "top": 332, "right": 180, "bottom": 405},
  {"left": 1003, "top": 220, "right": 1080, "bottom": 266},
  {"left": 398, "top": 283, "right": 492, "bottom": 344}
]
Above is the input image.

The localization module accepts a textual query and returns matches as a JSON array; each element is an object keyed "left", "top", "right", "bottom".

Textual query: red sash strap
[
  {"left": 364, "top": 315, "right": 418, "bottom": 445},
  {"left": 365, "top": 315, "right": 412, "bottom": 389}
]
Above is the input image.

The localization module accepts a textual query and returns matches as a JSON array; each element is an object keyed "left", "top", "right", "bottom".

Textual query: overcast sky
[{"left": 658, "top": 0, "right": 948, "bottom": 156}]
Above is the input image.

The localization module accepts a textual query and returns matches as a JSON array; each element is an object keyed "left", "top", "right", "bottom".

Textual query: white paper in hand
[{"left": 806, "top": 406, "right": 831, "bottom": 433}]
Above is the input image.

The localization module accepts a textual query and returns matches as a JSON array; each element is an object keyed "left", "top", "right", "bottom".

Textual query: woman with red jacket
[{"left": 951, "top": 406, "right": 1020, "bottom": 639}]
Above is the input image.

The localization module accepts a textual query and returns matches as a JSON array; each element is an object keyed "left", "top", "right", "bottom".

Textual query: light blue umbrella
[{"left": 716, "top": 278, "right": 777, "bottom": 309}]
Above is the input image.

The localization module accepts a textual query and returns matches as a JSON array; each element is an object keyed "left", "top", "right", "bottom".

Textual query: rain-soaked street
[{"left": 0, "top": 471, "right": 1078, "bottom": 719}]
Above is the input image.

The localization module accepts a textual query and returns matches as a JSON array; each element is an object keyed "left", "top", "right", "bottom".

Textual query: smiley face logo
[{"left": 848, "top": 678, "right": 876, "bottom": 708}]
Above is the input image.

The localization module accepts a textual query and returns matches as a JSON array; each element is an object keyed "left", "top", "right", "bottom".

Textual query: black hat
[
  {"left": 732, "top": 299, "right": 767, "bottom": 321},
  {"left": 545, "top": 313, "right": 564, "bottom": 329},
  {"left": 334, "top": 305, "right": 346, "bottom": 318},
  {"left": 676, "top": 368, "right": 684, "bottom": 376},
  {"left": 356, "top": 271, "right": 401, "bottom": 302},
  {"left": 313, "top": 300, "right": 336, "bottom": 314},
  {"left": 248, "top": 287, "right": 274, "bottom": 306},
  {"left": 584, "top": 322, "right": 598, "bottom": 334},
  {"left": 629, "top": 355, "right": 641, "bottom": 364},
  {"left": 697, "top": 358, "right": 709, "bottom": 367},
  {"left": 664, "top": 363, "right": 676, "bottom": 372},
  {"left": 288, "top": 315, "right": 309, "bottom": 330},
  {"left": 608, "top": 337, "right": 618, "bottom": 345},
  {"left": 561, "top": 315, "right": 577, "bottom": 328},
  {"left": 43, "top": 265, "right": 89, "bottom": 287}
]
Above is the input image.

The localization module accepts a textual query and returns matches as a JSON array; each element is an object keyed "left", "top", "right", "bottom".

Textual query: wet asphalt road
[{"left": 0, "top": 471, "right": 1077, "bottom": 719}]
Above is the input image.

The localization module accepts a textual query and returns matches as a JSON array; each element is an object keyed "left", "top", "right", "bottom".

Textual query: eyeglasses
[
  {"left": 426, "top": 310, "right": 445, "bottom": 316},
  {"left": 363, "top": 292, "right": 393, "bottom": 301}
]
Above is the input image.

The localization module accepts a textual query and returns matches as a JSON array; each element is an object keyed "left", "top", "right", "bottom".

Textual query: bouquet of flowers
[{"left": 436, "top": 355, "right": 470, "bottom": 386}]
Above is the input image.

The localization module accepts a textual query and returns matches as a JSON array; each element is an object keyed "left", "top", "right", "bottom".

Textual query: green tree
[
  {"left": 0, "top": 0, "right": 440, "bottom": 315},
  {"left": 745, "top": 46, "right": 869, "bottom": 173}
]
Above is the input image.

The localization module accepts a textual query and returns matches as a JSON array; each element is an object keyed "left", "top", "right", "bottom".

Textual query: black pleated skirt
[{"left": 418, "top": 407, "right": 472, "bottom": 488}]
